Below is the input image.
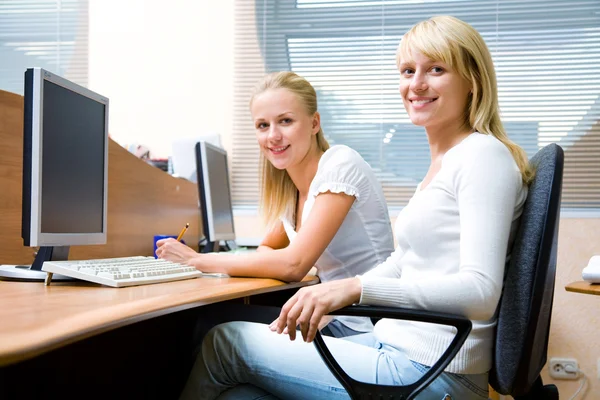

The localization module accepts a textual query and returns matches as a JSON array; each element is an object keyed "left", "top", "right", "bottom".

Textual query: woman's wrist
[
  {"left": 189, "top": 254, "right": 229, "bottom": 275},
  {"left": 188, "top": 254, "right": 205, "bottom": 270},
  {"left": 350, "top": 276, "right": 363, "bottom": 304}
]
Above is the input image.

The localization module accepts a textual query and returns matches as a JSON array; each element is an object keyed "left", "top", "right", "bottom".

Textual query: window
[
  {"left": 0, "top": 0, "right": 89, "bottom": 95},
  {"left": 232, "top": 0, "right": 600, "bottom": 210}
]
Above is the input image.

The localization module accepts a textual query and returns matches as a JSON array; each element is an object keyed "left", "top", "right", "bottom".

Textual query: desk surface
[
  {"left": 0, "top": 275, "right": 318, "bottom": 367},
  {"left": 565, "top": 281, "right": 600, "bottom": 296}
]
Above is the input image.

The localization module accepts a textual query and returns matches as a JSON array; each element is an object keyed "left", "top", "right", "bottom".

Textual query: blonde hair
[
  {"left": 398, "top": 16, "right": 534, "bottom": 184},
  {"left": 250, "top": 71, "right": 330, "bottom": 229}
]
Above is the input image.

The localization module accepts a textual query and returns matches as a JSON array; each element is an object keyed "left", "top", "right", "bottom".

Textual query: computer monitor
[
  {"left": 195, "top": 141, "right": 236, "bottom": 253},
  {"left": 0, "top": 68, "right": 109, "bottom": 281},
  {"left": 171, "top": 135, "right": 221, "bottom": 183}
]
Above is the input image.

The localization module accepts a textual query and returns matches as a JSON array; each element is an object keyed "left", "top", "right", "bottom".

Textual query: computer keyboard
[{"left": 42, "top": 256, "right": 202, "bottom": 288}]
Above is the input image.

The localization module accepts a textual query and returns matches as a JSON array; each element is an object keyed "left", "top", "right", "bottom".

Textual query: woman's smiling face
[
  {"left": 399, "top": 49, "right": 472, "bottom": 131},
  {"left": 252, "top": 88, "right": 319, "bottom": 170}
]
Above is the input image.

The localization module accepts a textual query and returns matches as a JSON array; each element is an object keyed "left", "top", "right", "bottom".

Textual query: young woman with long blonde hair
[
  {"left": 157, "top": 71, "right": 395, "bottom": 337},
  {"left": 180, "top": 16, "right": 532, "bottom": 400}
]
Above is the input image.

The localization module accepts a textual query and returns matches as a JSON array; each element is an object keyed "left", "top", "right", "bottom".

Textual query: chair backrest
[{"left": 489, "top": 144, "right": 564, "bottom": 396}]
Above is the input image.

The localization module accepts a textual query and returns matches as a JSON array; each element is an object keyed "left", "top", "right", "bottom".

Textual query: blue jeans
[
  {"left": 179, "top": 321, "right": 489, "bottom": 400},
  {"left": 190, "top": 304, "right": 364, "bottom": 359}
]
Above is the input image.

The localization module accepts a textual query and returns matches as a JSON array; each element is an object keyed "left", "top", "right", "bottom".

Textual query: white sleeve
[
  {"left": 313, "top": 147, "right": 371, "bottom": 206},
  {"left": 357, "top": 245, "right": 405, "bottom": 303},
  {"left": 357, "top": 145, "right": 523, "bottom": 321}
]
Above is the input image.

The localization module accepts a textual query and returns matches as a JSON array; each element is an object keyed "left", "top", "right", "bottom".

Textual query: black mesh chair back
[{"left": 489, "top": 143, "right": 564, "bottom": 399}]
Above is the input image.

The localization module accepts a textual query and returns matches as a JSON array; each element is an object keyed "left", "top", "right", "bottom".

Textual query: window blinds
[
  {"left": 232, "top": 0, "right": 600, "bottom": 209},
  {"left": 0, "top": 0, "right": 88, "bottom": 95}
]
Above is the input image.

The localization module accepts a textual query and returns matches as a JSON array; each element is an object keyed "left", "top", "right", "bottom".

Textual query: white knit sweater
[{"left": 358, "top": 132, "right": 528, "bottom": 374}]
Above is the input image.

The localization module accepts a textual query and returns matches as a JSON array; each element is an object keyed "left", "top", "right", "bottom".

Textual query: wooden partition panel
[{"left": 0, "top": 89, "right": 202, "bottom": 265}]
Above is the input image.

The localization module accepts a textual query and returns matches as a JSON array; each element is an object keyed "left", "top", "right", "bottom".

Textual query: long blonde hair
[
  {"left": 250, "top": 71, "right": 330, "bottom": 229},
  {"left": 398, "top": 16, "right": 534, "bottom": 184}
]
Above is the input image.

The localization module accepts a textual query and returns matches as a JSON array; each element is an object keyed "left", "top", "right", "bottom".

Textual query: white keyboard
[{"left": 42, "top": 256, "right": 202, "bottom": 288}]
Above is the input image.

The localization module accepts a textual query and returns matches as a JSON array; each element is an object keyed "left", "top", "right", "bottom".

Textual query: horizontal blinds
[
  {"left": 231, "top": 1, "right": 266, "bottom": 207},
  {"left": 0, "top": 0, "right": 88, "bottom": 95},
  {"left": 234, "top": 0, "right": 600, "bottom": 208}
]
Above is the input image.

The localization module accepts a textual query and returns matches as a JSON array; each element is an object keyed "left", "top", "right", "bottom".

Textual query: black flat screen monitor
[
  {"left": 0, "top": 68, "right": 109, "bottom": 281},
  {"left": 195, "top": 141, "right": 235, "bottom": 252}
]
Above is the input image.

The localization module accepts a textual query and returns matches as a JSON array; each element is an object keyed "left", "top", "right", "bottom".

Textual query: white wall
[{"left": 88, "top": 0, "right": 234, "bottom": 159}]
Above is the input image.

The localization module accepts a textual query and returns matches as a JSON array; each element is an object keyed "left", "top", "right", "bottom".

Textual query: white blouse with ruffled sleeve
[{"left": 281, "top": 145, "right": 395, "bottom": 333}]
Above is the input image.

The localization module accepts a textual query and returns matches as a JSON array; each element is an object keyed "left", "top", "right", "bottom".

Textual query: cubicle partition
[{"left": 0, "top": 89, "right": 203, "bottom": 265}]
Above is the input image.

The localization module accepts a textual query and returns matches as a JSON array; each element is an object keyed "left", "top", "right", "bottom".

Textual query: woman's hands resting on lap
[{"left": 272, "top": 277, "right": 363, "bottom": 343}]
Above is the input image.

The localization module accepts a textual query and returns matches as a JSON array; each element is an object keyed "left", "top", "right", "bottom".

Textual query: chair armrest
[{"left": 313, "top": 305, "right": 472, "bottom": 400}]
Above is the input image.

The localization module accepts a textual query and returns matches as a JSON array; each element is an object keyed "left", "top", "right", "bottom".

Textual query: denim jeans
[
  {"left": 179, "top": 321, "right": 489, "bottom": 400},
  {"left": 190, "top": 304, "right": 364, "bottom": 359}
]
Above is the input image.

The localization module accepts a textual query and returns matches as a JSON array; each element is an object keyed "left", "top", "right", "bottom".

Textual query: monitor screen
[
  {"left": 195, "top": 141, "right": 235, "bottom": 243},
  {"left": 22, "top": 68, "right": 109, "bottom": 247}
]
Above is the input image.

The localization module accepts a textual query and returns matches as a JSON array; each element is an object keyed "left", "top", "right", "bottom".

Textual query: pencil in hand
[{"left": 176, "top": 223, "right": 189, "bottom": 241}]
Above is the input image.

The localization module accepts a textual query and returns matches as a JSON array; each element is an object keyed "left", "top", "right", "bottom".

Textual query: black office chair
[{"left": 313, "top": 143, "right": 564, "bottom": 400}]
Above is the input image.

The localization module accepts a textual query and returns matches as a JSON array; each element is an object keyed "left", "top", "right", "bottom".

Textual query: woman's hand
[
  {"left": 268, "top": 315, "right": 334, "bottom": 335},
  {"left": 155, "top": 238, "right": 199, "bottom": 265},
  {"left": 275, "top": 277, "right": 362, "bottom": 343}
]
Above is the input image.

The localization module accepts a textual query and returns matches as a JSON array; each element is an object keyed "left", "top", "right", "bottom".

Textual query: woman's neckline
[
  {"left": 288, "top": 146, "right": 335, "bottom": 231},
  {"left": 416, "top": 132, "right": 479, "bottom": 193}
]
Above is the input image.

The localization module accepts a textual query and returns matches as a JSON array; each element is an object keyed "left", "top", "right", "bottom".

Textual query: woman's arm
[
  {"left": 156, "top": 191, "right": 355, "bottom": 282},
  {"left": 256, "top": 221, "right": 289, "bottom": 252},
  {"left": 361, "top": 245, "right": 405, "bottom": 279},
  {"left": 359, "top": 146, "right": 523, "bottom": 321}
]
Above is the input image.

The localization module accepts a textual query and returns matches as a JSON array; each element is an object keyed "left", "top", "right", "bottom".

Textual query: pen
[{"left": 176, "top": 222, "right": 189, "bottom": 241}]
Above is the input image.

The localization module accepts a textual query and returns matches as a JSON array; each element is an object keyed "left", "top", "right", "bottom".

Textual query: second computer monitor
[{"left": 195, "top": 141, "right": 235, "bottom": 252}]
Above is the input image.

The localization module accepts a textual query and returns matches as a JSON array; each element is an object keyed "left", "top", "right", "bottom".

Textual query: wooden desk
[
  {"left": 0, "top": 88, "right": 318, "bottom": 398},
  {"left": 0, "top": 275, "right": 318, "bottom": 367},
  {"left": 565, "top": 281, "right": 600, "bottom": 296}
]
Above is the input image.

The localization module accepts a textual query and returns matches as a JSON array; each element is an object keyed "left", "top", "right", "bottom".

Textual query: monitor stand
[
  {"left": 201, "top": 241, "right": 220, "bottom": 253},
  {"left": 0, "top": 246, "right": 76, "bottom": 282},
  {"left": 225, "top": 240, "right": 238, "bottom": 251}
]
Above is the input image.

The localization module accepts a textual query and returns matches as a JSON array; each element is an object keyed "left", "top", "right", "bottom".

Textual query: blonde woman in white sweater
[{"left": 180, "top": 16, "right": 531, "bottom": 400}]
